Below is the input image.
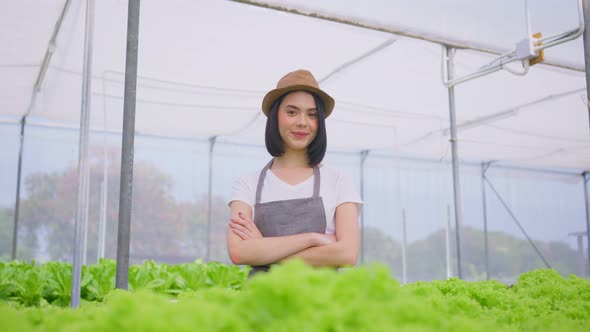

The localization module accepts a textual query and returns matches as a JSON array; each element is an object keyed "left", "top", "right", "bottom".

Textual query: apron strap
[
  {"left": 255, "top": 159, "right": 321, "bottom": 204},
  {"left": 312, "top": 164, "right": 320, "bottom": 199},
  {"left": 255, "top": 159, "right": 275, "bottom": 205}
]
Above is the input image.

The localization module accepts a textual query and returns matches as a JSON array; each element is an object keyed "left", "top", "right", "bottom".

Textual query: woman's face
[{"left": 277, "top": 91, "right": 318, "bottom": 153}]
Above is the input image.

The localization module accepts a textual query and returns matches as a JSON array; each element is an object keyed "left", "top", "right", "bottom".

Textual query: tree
[{"left": 15, "top": 148, "right": 221, "bottom": 264}]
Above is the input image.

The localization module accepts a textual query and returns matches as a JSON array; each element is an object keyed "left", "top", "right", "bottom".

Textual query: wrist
[{"left": 305, "top": 232, "right": 319, "bottom": 246}]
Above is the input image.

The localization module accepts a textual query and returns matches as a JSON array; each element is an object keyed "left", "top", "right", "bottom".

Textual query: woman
[{"left": 226, "top": 69, "right": 362, "bottom": 277}]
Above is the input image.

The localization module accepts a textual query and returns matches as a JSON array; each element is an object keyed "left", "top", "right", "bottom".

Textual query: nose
[{"left": 296, "top": 113, "right": 307, "bottom": 127}]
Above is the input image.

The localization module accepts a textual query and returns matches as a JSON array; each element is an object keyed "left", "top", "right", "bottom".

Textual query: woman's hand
[{"left": 229, "top": 212, "right": 263, "bottom": 240}]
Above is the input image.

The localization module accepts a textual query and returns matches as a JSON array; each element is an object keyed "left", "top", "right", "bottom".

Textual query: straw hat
[{"left": 261, "top": 69, "right": 335, "bottom": 118}]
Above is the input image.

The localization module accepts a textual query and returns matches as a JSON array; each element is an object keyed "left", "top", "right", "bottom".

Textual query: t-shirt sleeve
[
  {"left": 335, "top": 171, "right": 363, "bottom": 207},
  {"left": 227, "top": 174, "right": 255, "bottom": 208}
]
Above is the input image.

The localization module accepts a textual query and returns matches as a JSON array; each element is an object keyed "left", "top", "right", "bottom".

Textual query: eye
[
  {"left": 287, "top": 110, "right": 296, "bottom": 116},
  {"left": 308, "top": 112, "right": 318, "bottom": 118}
]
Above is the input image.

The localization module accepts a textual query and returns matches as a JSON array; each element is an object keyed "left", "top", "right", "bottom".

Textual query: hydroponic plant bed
[{"left": 1, "top": 259, "right": 589, "bottom": 331}]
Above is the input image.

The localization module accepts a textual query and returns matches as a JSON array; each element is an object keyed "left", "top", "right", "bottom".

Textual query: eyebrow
[{"left": 284, "top": 104, "right": 318, "bottom": 112}]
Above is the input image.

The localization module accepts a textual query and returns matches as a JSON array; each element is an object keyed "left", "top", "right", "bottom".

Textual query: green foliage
[
  {"left": 0, "top": 260, "right": 589, "bottom": 331},
  {"left": 0, "top": 259, "right": 249, "bottom": 307}
]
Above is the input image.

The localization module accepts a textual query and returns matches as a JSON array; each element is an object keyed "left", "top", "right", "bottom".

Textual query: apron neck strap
[
  {"left": 312, "top": 163, "right": 320, "bottom": 198},
  {"left": 255, "top": 159, "right": 274, "bottom": 205},
  {"left": 255, "top": 158, "right": 321, "bottom": 204}
]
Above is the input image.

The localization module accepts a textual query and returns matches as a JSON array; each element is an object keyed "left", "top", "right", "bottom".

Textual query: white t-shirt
[{"left": 227, "top": 164, "right": 363, "bottom": 235}]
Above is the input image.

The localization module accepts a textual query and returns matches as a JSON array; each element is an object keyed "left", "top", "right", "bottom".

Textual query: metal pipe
[
  {"left": 318, "top": 39, "right": 396, "bottom": 84},
  {"left": 115, "top": 0, "right": 141, "bottom": 291},
  {"left": 34, "top": 0, "right": 72, "bottom": 94},
  {"left": 71, "top": 0, "right": 95, "bottom": 308},
  {"left": 583, "top": 172, "right": 590, "bottom": 277},
  {"left": 11, "top": 0, "right": 72, "bottom": 261},
  {"left": 583, "top": 0, "right": 590, "bottom": 135},
  {"left": 536, "top": 0, "right": 584, "bottom": 51},
  {"left": 444, "top": 46, "right": 464, "bottom": 279},
  {"left": 576, "top": 235, "right": 586, "bottom": 277},
  {"left": 445, "top": 204, "right": 452, "bottom": 279},
  {"left": 442, "top": 0, "right": 583, "bottom": 87},
  {"left": 97, "top": 166, "right": 107, "bottom": 261},
  {"left": 11, "top": 119, "right": 26, "bottom": 260},
  {"left": 82, "top": 167, "right": 90, "bottom": 266},
  {"left": 401, "top": 208, "right": 407, "bottom": 284},
  {"left": 97, "top": 70, "right": 110, "bottom": 262},
  {"left": 359, "top": 149, "right": 369, "bottom": 264},
  {"left": 230, "top": 0, "right": 583, "bottom": 72},
  {"left": 484, "top": 176, "right": 552, "bottom": 268},
  {"left": 481, "top": 162, "right": 490, "bottom": 280},
  {"left": 205, "top": 136, "right": 217, "bottom": 262}
]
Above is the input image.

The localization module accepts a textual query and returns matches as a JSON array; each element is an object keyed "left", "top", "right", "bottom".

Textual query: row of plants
[
  {"left": 0, "top": 259, "right": 248, "bottom": 307},
  {"left": 1, "top": 260, "right": 590, "bottom": 331}
]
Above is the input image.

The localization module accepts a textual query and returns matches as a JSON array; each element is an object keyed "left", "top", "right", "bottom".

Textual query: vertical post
[
  {"left": 481, "top": 162, "right": 490, "bottom": 280},
  {"left": 583, "top": 172, "right": 590, "bottom": 277},
  {"left": 82, "top": 166, "right": 90, "bottom": 265},
  {"left": 71, "top": 0, "right": 95, "bottom": 308},
  {"left": 401, "top": 208, "right": 407, "bottom": 284},
  {"left": 359, "top": 150, "right": 369, "bottom": 264},
  {"left": 10, "top": 0, "right": 71, "bottom": 262},
  {"left": 205, "top": 136, "right": 216, "bottom": 262},
  {"left": 97, "top": 72, "right": 109, "bottom": 262},
  {"left": 97, "top": 163, "right": 107, "bottom": 261},
  {"left": 115, "top": 0, "right": 141, "bottom": 291},
  {"left": 582, "top": 0, "right": 590, "bottom": 133},
  {"left": 445, "top": 204, "right": 452, "bottom": 279},
  {"left": 576, "top": 234, "right": 585, "bottom": 277},
  {"left": 11, "top": 118, "right": 26, "bottom": 260},
  {"left": 445, "top": 46, "right": 464, "bottom": 279}
]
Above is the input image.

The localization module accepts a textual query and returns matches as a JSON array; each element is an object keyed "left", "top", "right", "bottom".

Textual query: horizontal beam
[{"left": 231, "top": 0, "right": 584, "bottom": 72}]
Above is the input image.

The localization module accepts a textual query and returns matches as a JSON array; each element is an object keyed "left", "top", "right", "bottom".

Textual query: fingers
[
  {"left": 231, "top": 216, "right": 250, "bottom": 228},
  {"left": 238, "top": 212, "right": 253, "bottom": 223},
  {"left": 229, "top": 220, "right": 250, "bottom": 235},
  {"left": 229, "top": 213, "right": 263, "bottom": 240},
  {"left": 229, "top": 225, "right": 248, "bottom": 240}
]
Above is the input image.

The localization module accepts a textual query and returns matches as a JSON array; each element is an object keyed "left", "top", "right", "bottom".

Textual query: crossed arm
[{"left": 226, "top": 200, "right": 360, "bottom": 267}]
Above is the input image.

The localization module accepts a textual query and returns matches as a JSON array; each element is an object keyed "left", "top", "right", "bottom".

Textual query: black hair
[{"left": 265, "top": 92, "right": 327, "bottom": 166}]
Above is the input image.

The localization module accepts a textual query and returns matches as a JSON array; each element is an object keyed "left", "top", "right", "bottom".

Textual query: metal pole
[
  {"left": 484, "top": 177, "right": 552, "bottom": 268},
  {"left": 10, "top": 119, "right": 27, "bottom": 260},
  {"left": 401, "top": 208, "right": 407, "bottom": 284},
  {"left": 583, "top": 0, "right": 590, "bottom": 133},
  {"left": 445, "top": 204, "right": 452, "bottom": 279},
  {"left": 115, "top": 0, "right": 141, "bottom": 291},
  {"left": 576, "top": 234, "right": 585, "bottom": 276},
  {"left": 205, "top": 136, "right": 216, "bottom": 262},
  {"left": 444, "top": 46, "right": 464, "bottom": 279},
  {"left": 359, "top": 150, "right": 369, "bottom": 264},
  {"left": 11, "top": 0, "right": 72, "bottom": 261},
  {"left": 97, "top": 165, "right": 107, "bottom": 261},
  {"left": 71, "top": 0, "right": 95, "bottom": 308},
  {"left": 97, "top": 71, "right": 110, "bottom": 262},
  {"left": 82, "top": 170, "right": 89, "bottom": 266},
  {"left": 11, "top": 119, "right": 26, "bottom": 260},
  {"left": 583, "top": 172, "right": 590, "bottom": 277},
  {"left": 230, "top": 0, "right": 582, "bottom": 72},
  {"left": 481, "top": 162, "right": 490, "bottom": 280}
]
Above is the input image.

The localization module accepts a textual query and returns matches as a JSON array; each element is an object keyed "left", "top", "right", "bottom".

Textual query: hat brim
[{"left": 261, "top": 85, "right": 335, "bottom": 118}]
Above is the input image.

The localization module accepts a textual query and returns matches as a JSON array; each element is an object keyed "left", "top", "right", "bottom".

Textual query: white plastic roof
[{"left": 1, "top": 0, "right": 588, "bottom": 171}]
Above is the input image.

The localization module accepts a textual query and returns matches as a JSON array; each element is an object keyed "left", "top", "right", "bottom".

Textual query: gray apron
[{"left": 249, "top": 159, "right": 327, "bottom": 277}]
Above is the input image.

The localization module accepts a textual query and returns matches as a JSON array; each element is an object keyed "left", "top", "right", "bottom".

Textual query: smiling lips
[{"left": 291, "top": 132, "right": 309, "bottom": 139}]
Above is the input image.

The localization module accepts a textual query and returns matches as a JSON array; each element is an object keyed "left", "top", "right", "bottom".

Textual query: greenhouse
[{"left": 1, "top": 0, "right": 590, "bottom": 330}]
